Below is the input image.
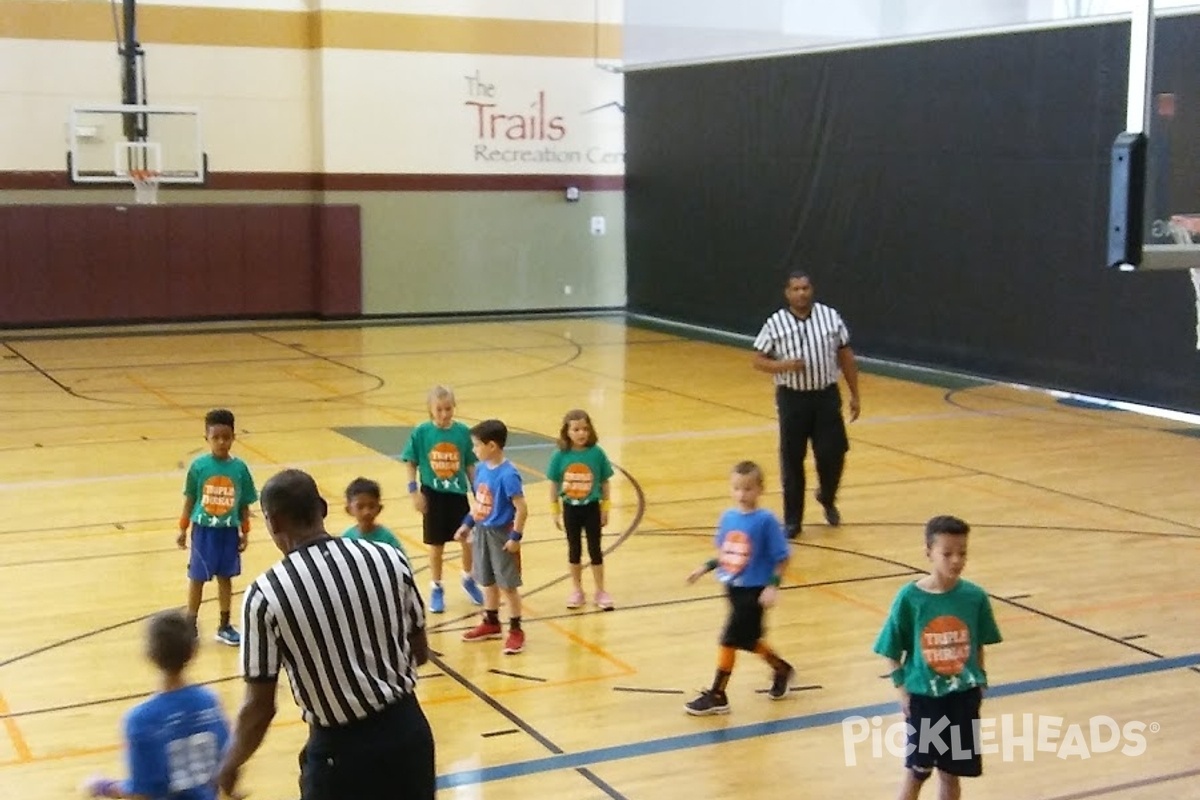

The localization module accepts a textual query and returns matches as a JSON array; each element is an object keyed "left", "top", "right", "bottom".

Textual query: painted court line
[
  {"left": 434, "top": 652, "right": 1200, "bottom": 790},
  {"left": 0, "top": 410, "right": 988, "bottom": 494}
]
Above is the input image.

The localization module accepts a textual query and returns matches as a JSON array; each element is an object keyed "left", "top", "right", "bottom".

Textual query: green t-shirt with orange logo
[
  {"left": 184, "top": 453, "right": 258, "bottom": 528},
  {"left": 400, "top": 421, "right": 477, "bottom": 494},
  {"left": 873, "top": 579, "right": 1002, "bottom": 698},
  {"left": 546, "top": 445, "right": 614, "bottom": 506}
]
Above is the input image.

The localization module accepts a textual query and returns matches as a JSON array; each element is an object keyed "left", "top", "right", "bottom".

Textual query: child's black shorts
[
  {"left": 421, "top": 487, "right": 469, "bottom": 546},
  {"left": 906, "top": 687, "right": 984, "bottom": 777},
  {"left": 720, "top": 585, "right": 766, "bottom": 650}
]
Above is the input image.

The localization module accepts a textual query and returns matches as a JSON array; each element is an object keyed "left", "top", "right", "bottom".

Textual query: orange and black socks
[
  {"left": 711, "top": 647, "right": 736, "bottom": 694},
  {"left": 754, "top": 641, "right": 787, "bottom": 672}
]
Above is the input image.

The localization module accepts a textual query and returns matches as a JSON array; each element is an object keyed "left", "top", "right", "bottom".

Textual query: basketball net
[
  {"left": 1168, "top": 216, "right": 1200, "bottom": 350},
  {"left": 130, "top": 169, "right": 161, "bottom": 205}
]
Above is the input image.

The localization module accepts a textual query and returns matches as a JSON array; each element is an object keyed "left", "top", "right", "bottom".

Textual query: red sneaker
[
  {"left": 503, "top": 628, "right": 525, "bottom": 654},
  {"left": 462, "top": 622, "right": 502, "bottom": 642}
]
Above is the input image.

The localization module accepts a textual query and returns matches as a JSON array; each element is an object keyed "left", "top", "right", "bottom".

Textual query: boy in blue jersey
[
  {"left": 684, "top": 461, "right": 795, "bottom": 715},
  {"left": 455, "top": 419, "right": 528, "bottom": 655},
  {"left": 177, "top": 408, "right": 257, "bottom": 646},
  {"left": 84, "top": 610, "right": 230, "bottom": 799}
]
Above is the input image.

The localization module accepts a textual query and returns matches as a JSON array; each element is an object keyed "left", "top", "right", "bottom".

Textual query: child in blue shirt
[
  {"left": 84, "top": 610, "right": 230, "bottom": 799},
  {"left": 684, "top": 461, "right": 794, "bottom": 715},
  {"left": 456, "top": 419, "right": 528, "bottom": 656}
]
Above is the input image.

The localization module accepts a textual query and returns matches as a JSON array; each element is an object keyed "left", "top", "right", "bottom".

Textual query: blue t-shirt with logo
[
  {"left": 470, "top": 460, "right": 524, "bottom": 529},
  {"left": 121, "top": 684, "right": 230, "bottom": 799},
  {"left": 470, "top": 460, "right": 523, "bottom": 527},
  {"left": 714, "top": 508, "right": 790, "bottom": 588}
]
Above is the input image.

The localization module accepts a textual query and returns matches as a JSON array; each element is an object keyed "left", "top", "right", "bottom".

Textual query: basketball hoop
[{"left": 129, "top": 169, "right": 161, "bottom": 205}]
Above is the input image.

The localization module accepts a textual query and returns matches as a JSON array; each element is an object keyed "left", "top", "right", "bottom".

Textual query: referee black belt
[{"left": 777, "top": 384, "right": 838, "bottom": 396}]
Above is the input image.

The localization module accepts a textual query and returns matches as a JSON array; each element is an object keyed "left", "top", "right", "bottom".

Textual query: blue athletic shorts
[{"left": 188, "top": 525, "right": 241, "bottom": 581}]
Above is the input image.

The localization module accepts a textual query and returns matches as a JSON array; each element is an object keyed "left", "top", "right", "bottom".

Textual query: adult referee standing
[
  {"left": 215, "top": 468, "right": 435, "bottom": 800},
  {"left": 753, "top": 272, "right": 861, "bottom": 538}
]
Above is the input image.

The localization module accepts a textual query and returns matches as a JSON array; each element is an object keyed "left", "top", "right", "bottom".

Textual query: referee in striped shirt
[
  {"left": 215, "top": 468, "right": 435, "bottom": 800},
  {"left": 753, "top": 272, "right": 861, "bottom": 538}
]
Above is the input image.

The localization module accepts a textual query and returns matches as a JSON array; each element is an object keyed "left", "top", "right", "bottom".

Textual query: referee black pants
[
  {"left": 776, "top": 384, "right": 848, "bottom": 534},
  {"left": 300, "top": 693, "right": 436, "bottom": 800}
]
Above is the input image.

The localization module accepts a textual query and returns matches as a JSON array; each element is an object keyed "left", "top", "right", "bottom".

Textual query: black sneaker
[
  {"left": 684, "top": 690, "right": 730, "bottom": 716},
  {"left": 769, "top": 662, "right": 795, "bottom": 700},
  {"left": 814, "top": 491, "right": 841, "bottom": 527}
]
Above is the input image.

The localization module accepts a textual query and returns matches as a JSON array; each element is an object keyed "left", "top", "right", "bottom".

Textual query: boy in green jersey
[{"left": 874, "top": 515, "right": 1002, "bottom": 799}]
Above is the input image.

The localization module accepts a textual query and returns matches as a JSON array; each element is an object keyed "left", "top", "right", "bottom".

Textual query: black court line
[
  {"left": 1121, "top": 634, "right": 1148, "bottom": 641},
  {"left": 488, "top": 669, "right": 547, "bottom": 683},
  {"left": 1040, "top": 767, "right": 1200, "bottom": 800},
  {"left": 430, "top": 570, "right": 922, "bottom": 636},
  {"left": 0, "top": 309, "right": 625, "bottom": 344},
  {"left": 753, "top": 684, "right": 822, "bottom": 694},
  {"left": 431, "top": 653, "right": 628, "bottom": 800},
  {"left": 426, "top": 461, "right": 647, "bottom": 635},
  {"left": 548, "top": 335, "right": 1200, "bottom": 534},
  {"left": 612, "top": 687, "right": 686, "bottom": 696},
  {"left": 0, "top": 591, "right": 246, "bottom": 670},
  {"left": 252, "top": 331, "right": 387, "bottom": 399},
  {"left": 2, "top": 342, "right": 124, "bottom": 405},
  {"left": 16, "top": 340, "right": 614, "bottom": 375},
  {"left": 796, "top": 538, "right": 1193, "bottom": 667},
  {"left": 0, "top": 546, "right": 180, "bottom": 569},
  {"left": 1005, "top": 593, "right": 1033, "bottom": 600},
  {"left": 652, "top": 530, "right": 1194, "bottom": 675},
  {"left": 481, "top": 729, "right": 520, "bottom": 738},
  {"left": 0, "top": 675, "right": 241, "bottom": 719}
]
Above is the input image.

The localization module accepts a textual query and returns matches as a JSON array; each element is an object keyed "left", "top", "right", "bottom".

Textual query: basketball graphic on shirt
[
  {"left": 428, "top": 442, "right": 461, "bottom": 479},
  {"left": 562, "top": 463, "right": 594, "bottom": 501},
  {"left": 718, "top": 530, "right": 752, "bottom": 576},
  {"left": 920, "top": 615, "right": 971, "bottom": 676},
  {"left": 200, "top": 475, "right": 236, "bottom": 517},
  {"left": 472, "top": 483, "right": 494, "bottom": 521}
]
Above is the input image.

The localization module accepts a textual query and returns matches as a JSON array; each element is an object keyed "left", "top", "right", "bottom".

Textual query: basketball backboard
[
  {"left": 1108, "top": 1, "right": 1200, "bottom": 273},
  {"left": 1107, "top": 0, "right": 1200, "bottom": 348},
  {"left": 66, "top": 104, "right": 206, "bottom": 185}
]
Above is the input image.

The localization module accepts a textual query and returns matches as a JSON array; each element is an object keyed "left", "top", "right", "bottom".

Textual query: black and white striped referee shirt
[
  {"left": 241, "top": 537, "right": 425, "bottom": 728},
  {"left": 753, "top": 302, "right": 851, "bottom": 391}
]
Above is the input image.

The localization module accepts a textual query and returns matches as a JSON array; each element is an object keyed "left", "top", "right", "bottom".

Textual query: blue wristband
[
  {"left": 462, "top": 513, "right": 475, "bottom": 528},
  {"left": 407, "top": 481, "right": 418, "bottom": 493},
  {"left": 508, "top": 531, "right": 523, "bottom": 542}
]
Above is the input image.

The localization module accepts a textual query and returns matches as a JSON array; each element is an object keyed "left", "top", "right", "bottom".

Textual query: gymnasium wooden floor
[{"left": 1, "top": 314, "right": 1198, "bottom": 800}]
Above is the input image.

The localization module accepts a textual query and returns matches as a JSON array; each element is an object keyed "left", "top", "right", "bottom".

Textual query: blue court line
[{"left": 435, "top": 652, "right": 1200, "bottom": 790}]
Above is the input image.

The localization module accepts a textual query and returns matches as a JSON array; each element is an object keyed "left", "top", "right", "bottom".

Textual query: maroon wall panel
[
  {"left": 84, "top": 207, "right": 131, "bottom": 321},
  {"left": 126, "top": 207, "right": 171, "bottom": 319},
  {"left": 203, "top": 206, "right": 247, "bottom": 317},
  {"left": 276, "top": 205, "right": 318, "bottom": 314},
  {"left": 165, "top": 207, "right": 212, "bottom": 319},
  {"left": 240, "top": 206, "right": 286, "bottom": 315},
  {"left": 1, "top": 207, "right": 50, "bottom": 324},
  {"left": 46, "top": 208, "right": 92, "bottom": 324},
  {"left": 1, "top": 204, "right": 362, "bottom": 327},
  {"left": 316, "top": 205, "right": 362, "bottom": 317}
]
